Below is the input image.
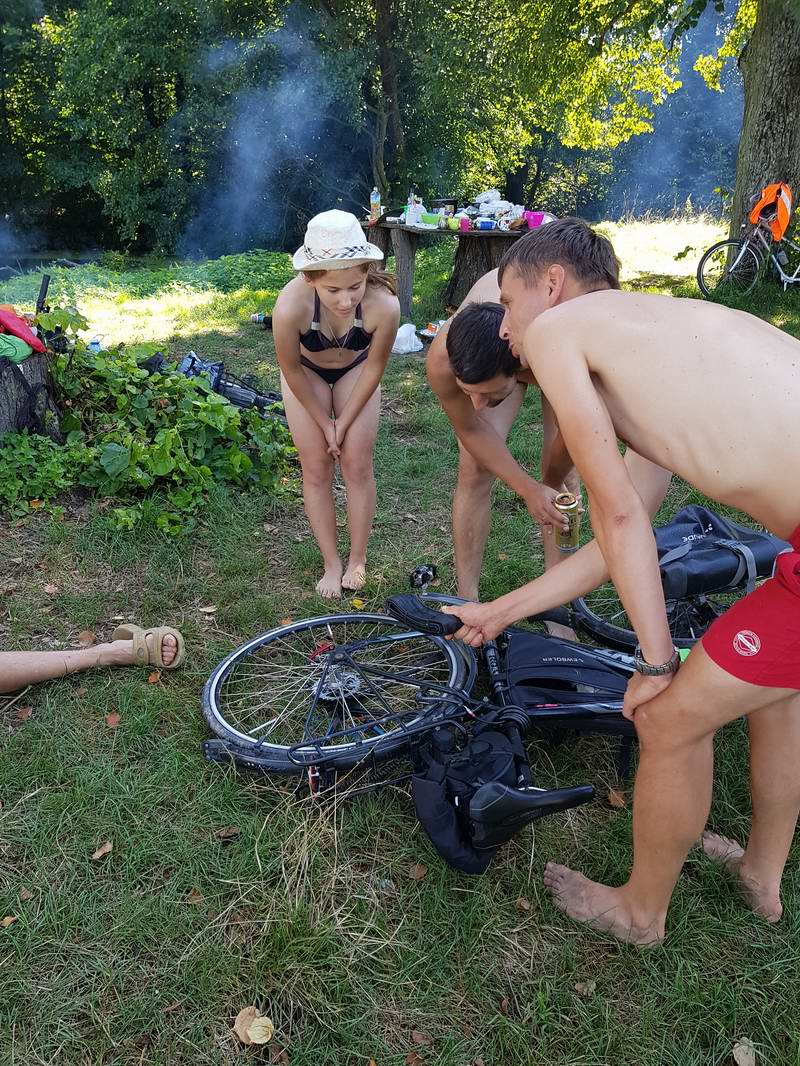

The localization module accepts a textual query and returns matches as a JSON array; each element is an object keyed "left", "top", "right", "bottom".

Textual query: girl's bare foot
[
  {"left": 543, "top": 862, "right": 664, "bottom": 945},
  {"left": 107, "top": 633, "right": 179, "bottom": 668},
  {"left": 701, "top": 831, "right": 783, "bottom": 922},
  {"left": 342, "top": 559, "right": 367, "bottom": 591},
  {"left": 316, "top": 561, "right": 343, "bottom": 599}
]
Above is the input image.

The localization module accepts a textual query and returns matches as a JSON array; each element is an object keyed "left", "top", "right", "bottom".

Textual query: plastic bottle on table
[{"left": 370, "top": 187, "right": 381, "bottom": 223}]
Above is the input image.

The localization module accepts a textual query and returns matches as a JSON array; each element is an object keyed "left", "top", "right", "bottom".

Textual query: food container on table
[
  {"left": 420, "top": 212, "right": 441, "bottom": 225},
  {"left": 476, "top": 218, "right": 496, "bottom": 230}
]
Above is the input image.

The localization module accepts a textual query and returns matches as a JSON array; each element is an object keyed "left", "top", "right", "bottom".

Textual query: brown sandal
[{"left": 111, "top": 624, "right": 185, "bottom": 670}]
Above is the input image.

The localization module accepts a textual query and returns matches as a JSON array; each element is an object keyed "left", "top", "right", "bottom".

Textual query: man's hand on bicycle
[{"left": 441, "top": 601, "right": 507, "bottom": 647}]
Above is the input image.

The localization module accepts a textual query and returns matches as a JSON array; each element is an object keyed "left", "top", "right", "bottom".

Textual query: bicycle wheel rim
[
  {"left": 572, "top": 583, "right": 755, "bottom": 651},
  {"left": 698, "top": 239, "right": 761, "bottom": 298},
  {"left": 203, "top": 612, "right": 471, "bottom": 770}
]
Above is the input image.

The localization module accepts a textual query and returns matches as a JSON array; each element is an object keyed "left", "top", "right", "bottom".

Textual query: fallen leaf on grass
[
  {"left": 105, "top": 711, "right": 121, "bottom": 728},
  {"left": 19, "top": 888, "right": 33, "bottom": 901},
  {"left": 279, "top": 618, "right": 293, "bottom": 626},
  {"left": 497, "top": 552, "right": 508, "bottom": 561},
  {"left": 406, "top": 1053, "right": 426, "bottom": 1066},
  {"left": 15, "top": 706, "right": 33, "bottom": 721},
  {"left": 733, "top": 1038, "right": 756, "bottom": 1066},
  {"left": 574, "top": 980, "right": 596, "bottom": 998},
  {"left": 408, "top": 863, "right": 428, "bottom": 881},
  {"left": 263, "top": 523, "right": 278, "bottom": 533},
  {"left": 607, "top": 788, "right": 627, "bottom": 809},
  {"left": 77, "top": 630, "right": 96, "bottom": 647},
  {"left": 147, "top": 671, "right": 161, "bottom": 684},
  {"left": 214, "top": 825, "right": 240, "bottom": 842},
  {"left": 198, "top": 604, "right": 217, "bottom": 614},
  {"left": 269, "top": 1045, "right": 289, "bottom": 1064},
  {"left": 411, "top": 1031, "right": 433, "bottom": 1047},
  {"left": 75, "top": 686, "right": 88, "bottom": 697},
  {"left": 472, "top": 1059, "right": 485, "bottom": 1066},
  {"left": 185, "top": 888, "right": 204, "bottom": 905},
  {"left": 43, "top": 584, "right": 59, "bottom": 595},
  {"left": 499, "top": 997, "right": 510, "bottom": 1015},
  {"left": 2, "top": 916, "right": 18, "bottom": 928},
  {"left": 91, "top": 841, "right": 113, "bottom": 861},
  {"left": 163, "top": 1001, "right": 183, "bottom": 1014},
  {"left": 515, "top": 897, "right": 531, "bottom": 912},
  {"left": 233, "top": 1006, "right": 274, "bottom": 1046},
  {"left": 350, "top": 598, "right": 365, "bottom": 609},
  {"left": 29, "top": 499, "right": 43, "bottom": 509}
]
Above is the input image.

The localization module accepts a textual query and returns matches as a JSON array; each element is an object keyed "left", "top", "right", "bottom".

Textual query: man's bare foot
[
  {"left": 316, "top": 562, "right": 343, "bottom": 599},
  {"left": 544, "top": 862, "right": 664, "bottom": 946},
  {"left": 145, "top": 632, "right": 178, "bottom": 667},
  {"left": 342, "top": 560, "right": 366, "bottom": 591},
  {"left": 701, "top": 831, "right": 783, "bottom": 922}
]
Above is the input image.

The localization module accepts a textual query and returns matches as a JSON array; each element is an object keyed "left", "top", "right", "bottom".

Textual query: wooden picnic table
[{"left": 368, "top": 222, "right": 528, "bottom": 319}]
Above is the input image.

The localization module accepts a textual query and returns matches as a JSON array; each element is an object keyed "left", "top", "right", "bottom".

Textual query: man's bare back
[{"left": 527, "top": 290, "right": 800, "bottom": 538}]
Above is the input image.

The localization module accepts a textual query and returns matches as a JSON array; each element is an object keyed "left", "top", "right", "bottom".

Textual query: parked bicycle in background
[{"left": 697, "top": 182, "right": 799, "bottom": 298}]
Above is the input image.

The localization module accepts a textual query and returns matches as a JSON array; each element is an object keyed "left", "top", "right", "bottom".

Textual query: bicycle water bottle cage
[{"left": 386, "top": 594, "right": 461, "bottom": 637}]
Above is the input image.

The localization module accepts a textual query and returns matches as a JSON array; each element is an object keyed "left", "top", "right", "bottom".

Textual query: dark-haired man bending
[{"left": 426, "top": 218, "right": 621, "bottom": 599}]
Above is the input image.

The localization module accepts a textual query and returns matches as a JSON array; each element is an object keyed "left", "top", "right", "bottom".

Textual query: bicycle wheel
[
  {"left": 697, "top": 239, "right": 762, "bottom": 298},
  {"left": 572, "top": 582, "right": 754, "bottom": 652},
  {"left": 203, "top": 612, "right": 475, "bottom": 772}
]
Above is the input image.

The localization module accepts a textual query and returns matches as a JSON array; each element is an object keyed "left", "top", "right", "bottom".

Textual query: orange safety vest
[{"left": 749, "top": 182, "right": 793, "bottom": 241}]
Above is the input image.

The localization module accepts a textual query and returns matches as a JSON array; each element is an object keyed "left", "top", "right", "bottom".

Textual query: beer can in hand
[{"left": 554, "top": 492, "right": 581, "bottom": 553}]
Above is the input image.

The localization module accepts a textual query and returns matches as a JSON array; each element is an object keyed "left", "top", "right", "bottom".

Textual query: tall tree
[{"left": 727, "top": 0, "right": 800, "bottom": 234}]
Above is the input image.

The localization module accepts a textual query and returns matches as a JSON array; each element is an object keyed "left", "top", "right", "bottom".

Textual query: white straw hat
[{"left": 292, "top": 209, "right": 384, "bottom": 271}]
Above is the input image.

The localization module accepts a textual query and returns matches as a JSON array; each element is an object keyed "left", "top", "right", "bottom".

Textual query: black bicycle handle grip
[{"left": 385, "top": 594, "right": 463, "bottom": 636}]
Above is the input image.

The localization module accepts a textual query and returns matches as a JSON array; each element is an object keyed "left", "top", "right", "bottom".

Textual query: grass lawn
[{"left": 2, "top": 222, "right": 800, "bottom": 1066}]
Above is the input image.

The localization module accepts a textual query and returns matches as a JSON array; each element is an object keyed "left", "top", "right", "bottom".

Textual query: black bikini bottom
[{"left": 300, "top": 350, "right": 368, "bottom": 385}]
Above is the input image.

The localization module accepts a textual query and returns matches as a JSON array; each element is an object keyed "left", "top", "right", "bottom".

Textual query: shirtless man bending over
[
  {"left": 443, "top": 235, "right": 800, "bottom": 944},
  {"left": 426, "top": 218, "right": 618, "bottom": 600}
]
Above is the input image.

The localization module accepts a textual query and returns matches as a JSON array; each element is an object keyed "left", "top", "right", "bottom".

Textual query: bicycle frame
[{"left": 741, "top": 222, "right": 800, "bottom": 289}]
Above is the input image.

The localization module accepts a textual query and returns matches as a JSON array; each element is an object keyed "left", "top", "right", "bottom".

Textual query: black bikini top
[{"left": 299, "top": 291, "right": 374, "bottom": 354}]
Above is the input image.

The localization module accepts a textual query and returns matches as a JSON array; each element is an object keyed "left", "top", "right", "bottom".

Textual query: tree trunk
[
  {"left": 375, "top": 0, "right": 406, "bottom": 188},
  {"left": 728, "top": 0, "right": 800, "bottom": 237},
  {"left": 443, "top": 233, "right": 521, "bottom": 310},
  {"left": 0, "top": 352, "right": 61, "bottom": 439}
]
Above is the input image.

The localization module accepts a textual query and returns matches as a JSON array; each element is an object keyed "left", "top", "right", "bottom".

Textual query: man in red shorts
[{"left": 443, "top": 232, "right": 800, "bottom": 944}]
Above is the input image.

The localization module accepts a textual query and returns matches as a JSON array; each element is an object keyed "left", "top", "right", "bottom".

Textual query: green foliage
[{"left": 0, "top": 336, "right": 293, "bottom": 532}]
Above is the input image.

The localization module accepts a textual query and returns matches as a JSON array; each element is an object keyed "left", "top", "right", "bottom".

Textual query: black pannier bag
[{"left": 653, "top": 505, "right": 790, "bottom": 600}]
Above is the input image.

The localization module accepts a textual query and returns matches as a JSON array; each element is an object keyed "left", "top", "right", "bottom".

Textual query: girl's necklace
[{"left": 322, "top": 309, "right": 355, "bottom": 358}]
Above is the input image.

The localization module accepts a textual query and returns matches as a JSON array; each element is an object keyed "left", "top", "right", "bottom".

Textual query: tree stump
[
  {"left": 0, "top": 351, "right": 61, "bottom": 439},
  {"left": 443, "top": 233, "right": 520, "bottom": 309}
]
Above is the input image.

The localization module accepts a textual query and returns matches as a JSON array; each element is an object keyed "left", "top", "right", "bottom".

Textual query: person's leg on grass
[
  {"left": 0, "top": 634, "right": 180, "bottom": 694},
  {"left": 280, "top": 369, "right": 341, "bottom": 598},
  {"left": 544, "top": 644, "right": 797, "bottom": 944},
  {"left": 333, "top": 367, "right": 381, "bottom": 591},
  {"left": 702, "top": 690, "right": 800, "bottom": 921},
  {"left": 453, "top": 383, "right": 525, "bottom": 600}
]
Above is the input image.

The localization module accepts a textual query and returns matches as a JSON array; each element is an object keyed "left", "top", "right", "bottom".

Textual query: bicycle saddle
[
  {"left": 385, "top": 594, "right": 463, "bottom": 637},
  {"left": 469, "top": 782, "right": 595, "bottom": 850}
]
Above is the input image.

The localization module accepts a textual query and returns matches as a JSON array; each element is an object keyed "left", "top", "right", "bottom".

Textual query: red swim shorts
[{"left": 701, "top": 525, "right": 800, "bottom": 690}]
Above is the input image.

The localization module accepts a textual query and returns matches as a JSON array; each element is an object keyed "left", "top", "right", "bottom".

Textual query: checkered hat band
[{"left": 303, "top": 244, "right": 373, "bottom": 261}]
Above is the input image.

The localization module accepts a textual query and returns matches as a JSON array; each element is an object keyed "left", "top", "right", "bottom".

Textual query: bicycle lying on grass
[{"left": 201, "top": 508, "right": 788, "bottom": 872}]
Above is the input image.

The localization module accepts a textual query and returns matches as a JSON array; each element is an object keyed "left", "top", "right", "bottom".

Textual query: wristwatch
[{"left": 633, "top": 644, "right": 681, "bottom": 676}]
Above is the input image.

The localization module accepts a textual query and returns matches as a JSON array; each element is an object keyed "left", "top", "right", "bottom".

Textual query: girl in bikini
[{"left": 272, "top": 210, "right": 400, "bottom": 598}]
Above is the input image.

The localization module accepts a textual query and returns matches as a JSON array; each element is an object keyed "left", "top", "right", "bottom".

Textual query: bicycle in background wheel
[{"left": 697, "top": 182, "right": 800, "bottom": 298}]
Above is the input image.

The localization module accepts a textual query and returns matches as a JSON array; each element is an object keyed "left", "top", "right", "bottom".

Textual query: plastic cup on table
[{"left": 459, "top": 217, "right": 471, "bottom": 232}]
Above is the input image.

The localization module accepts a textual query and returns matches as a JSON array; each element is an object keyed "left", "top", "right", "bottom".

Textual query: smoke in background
[
  {"left": 605, "top": 9, "right": 743, "bottom": 216},
  {"left": 180, "top": 24, "right": 367, "bottom": 258}
]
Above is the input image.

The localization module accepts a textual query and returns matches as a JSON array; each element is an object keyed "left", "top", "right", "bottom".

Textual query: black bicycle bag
[
  {"left": 653, "top": 505, "right": 790, "bottom": 600},
  {"left": 410, "top": 716, "right": 530, "bottom": 875}
]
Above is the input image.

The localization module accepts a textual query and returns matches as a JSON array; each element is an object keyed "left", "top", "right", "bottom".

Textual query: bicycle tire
[
  {"left": 203, "top": 612, "right": 476, "bottom": 772},
  {"left": 697, "top": 238, "right": 762, "bottom": 298},
  {"left": 571, "top": 582, "right": 756, "bottom": 652}
]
